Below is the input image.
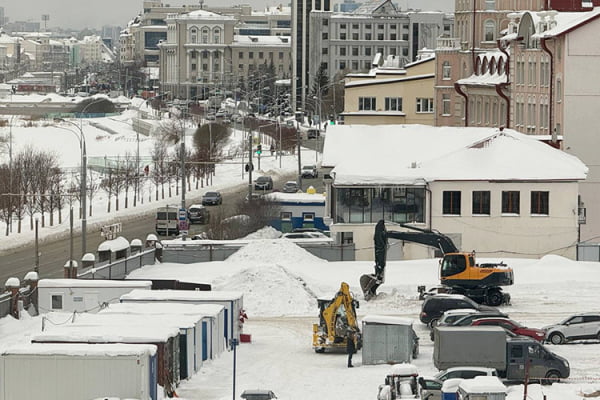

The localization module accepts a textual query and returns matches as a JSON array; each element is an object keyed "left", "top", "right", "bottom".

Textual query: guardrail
[{"left": 78, "top": 249, "right": 156, "bottom": 280}]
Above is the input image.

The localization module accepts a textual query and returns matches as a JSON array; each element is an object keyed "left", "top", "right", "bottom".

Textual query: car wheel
[
  {"left": 428, "top": 318, "right": 439, "bottom": 329},
  {"left": 549, "top": 332, "right": 565, "bottom": 345},
  {"left": 486, "top": 290, "right": 504, "bottom": 306},
  {"left": 543, "top": 370, "right": 561, "bottom": 385}
]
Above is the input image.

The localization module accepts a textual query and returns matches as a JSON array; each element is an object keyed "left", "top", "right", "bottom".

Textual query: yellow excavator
[
  {"left": 360, "top": 220, "right": 514, "bottom": 306},
  {"left": 312, "top": 282, "right": 362, "bottom": 353}
]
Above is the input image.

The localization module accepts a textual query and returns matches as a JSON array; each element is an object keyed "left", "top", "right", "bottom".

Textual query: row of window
[
  {"left": 238, "top": 51, "right": 285, "bottom": 60},
  {"left": 357, "top": 97, "right": 434, "bottom": 112},
  {"left": 189, "top": 27, "right": 221, "bottom": 44},
  {"left": 322, "top": 32, "right": 409, "bottom": 41},
  {"left": 333, "top": 46, "right": 409, "bottom": 57},
  {"left": 334, "top": 23, "right": 410, "bottom": 30},
  {"left": 442, "top": 190, "right": 549, "bottom": 216}
]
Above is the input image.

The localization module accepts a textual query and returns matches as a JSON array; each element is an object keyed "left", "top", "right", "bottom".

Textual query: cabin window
[{"left": 51, "top": 294, "right": 63, "bottom": 310}]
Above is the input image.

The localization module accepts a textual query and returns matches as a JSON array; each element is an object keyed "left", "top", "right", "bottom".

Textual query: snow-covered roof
[
  {"left": 362, "top": 315, "right": 414, "bottom": 326},
  {"left": 537, "top": 7, "right": 600, "bottom": 38},
  {"left": 441, "top": 378, "right": 464, "bottom": 392},
  {"left": 233, "top": 35, "right": 290, "bottom": 46},
  {"left": 121, "top": 288, "right": 243, "bottom": 302},
  {"left": 2, "top": 343, "right": 157, "bottom": 357},
  {"left": 183, "top": 9, "right": 235, "bottom": 20},
  {"left": 32, "top": 321, "right": 180, "bottom": 343},
  {"left": 388, "top": 363, "right": 418, "bottom": 376},
  {"left": 37, "top": 279, "right": 152, "bottom": 289},
  {"left": 98, "top": 236, "right": 130, "bottom": 252},
  {"left": 458, "top": 376, "right": 507, "bottom": 393},
  {"left": 102, "top": 301, "right": 224, "bottom": 317},
  {"left": 322, "top": 125, "right": 587, "bottom": 185},
  {"left": 263, "top": 192, "right": 326, "bottom": 204},
  {"left": 456, "top": 72, "right": 507, "bottom": 86}
]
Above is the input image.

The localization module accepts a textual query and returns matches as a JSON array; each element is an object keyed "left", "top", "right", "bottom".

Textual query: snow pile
[
  {"left": 242, "top": 226, "right": 282, "bottom": 240},
  {"left": 211, "top": 264, "right": 317, "bottom": 317},
  {"left": 224, "top": 239, "right": 327, "bottom": 266}
]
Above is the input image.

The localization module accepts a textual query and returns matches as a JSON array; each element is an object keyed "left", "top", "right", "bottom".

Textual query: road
[{"left": 0, "top": 172, "right": 305, "bottom": 285}]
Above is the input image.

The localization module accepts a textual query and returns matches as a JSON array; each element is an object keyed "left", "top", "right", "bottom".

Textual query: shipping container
[
  {"left": 362, "top": 315, "right": 419, "bottom": 365},
  {"left": 0, "top": 343, "right": 157, "bottom": 400}
]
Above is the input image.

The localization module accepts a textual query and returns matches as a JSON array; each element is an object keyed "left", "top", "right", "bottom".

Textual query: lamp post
[{"left": 54, "top": 119, "right": 87, "bottom": 257}]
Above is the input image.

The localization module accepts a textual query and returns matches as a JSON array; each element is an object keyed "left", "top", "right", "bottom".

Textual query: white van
[{"left": 155, "top": 205, "right": 180, "bottom": 236}]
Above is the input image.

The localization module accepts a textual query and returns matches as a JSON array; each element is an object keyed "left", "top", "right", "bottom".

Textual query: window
[
  {"left": 378, "top": 24, "right": 384, "bottom": 29},
  {"left": 502, "top": 191, "right": 520, "bottom": 214},
  {"left": 365, "top": 33, "right": 372, "bottom": 40},
  {"left": 322, "top": 48, "right": 328, "bottom": 55},
  {"left": 377, "top": 33, "right": 384, "bottom": 40},
  {"left": 339, "top": 61, "right": 346, "bottom": 70},
  {"left": 443, "top": 191, "right": 461, "bottom": 215},
  {"left": 279, "top": 52, "right": 284, "bottom": 59},
  {"left": 340, "top": 32, "right": 346, "bottom": 40},
  {"left": 249, "top": 52, "right": 254, "bottom": 59},
  {"left": 385, "top": 97, "right": 402, "bottom": 111},
  {"left": 51, "top": 294, "right": 63, "bottom": 310},
  {"left": 340, "top": 24, "right": 346, "bottom": 29},
  {"left": 191, "top": 28, "right": 197, "bottom": 43},
  {"left": 191, "top": 63, "right": 197, "bottom": 71},
  {"left": 416, "top": 98, "right": 434, "bottom": 113},
  {"left": 281, "top": 211, "right": 292, "bottom": 220},
  {"left": 303, "top": 212, "right": 315, "bottom": 222},
  {"left": 202, "top": 28, "right": 209, "bottom": 43},
  {"left": 365, "top": 47, "right": 372, "bottom": 56},
  {"left": 358, "top": 97, "right": 376, "bottom": 111},
  {"left": 352, "top": 47, "right": 359, "bottom": 56},
  {"left": 442, "top": 94, "right": 451, "bottom": 115},
  {"left": 472, "top": 191, "right": 490, "bottom": 215},
  {"left": 352, "top": 33, "right": 359, "bottom": 40},
  {"left": 259, "top": 52, "right": 264, "bottom": 59},
  {"left": 390, "top": 24, "right": 396, "bottom": 30},
  {"left": 340, "top": 47, "right": 346, "bottom": 56},
  {"left": 485, "top": 0, "right": 495, "bottom": 10},
  {"left": 322, "top": 32, "right": 328, "bottom": 40},
  {"left": 390, "top": 33, "right": 397, "bottom": 40},
  {"left": 352, "top": 24, "right": 359, "bottom": 29},
  {"left": 352, "top": 61, "right": 359, "bottom": 70},
  {"left": 531, "top": 191, "right": 549, "bottom": 215},
  {"left": 213, "top": 28, "right": 221, "bottom": 43},
  {"left": 323, "top": 19, "right": 329, "bottom": 26},
  {"left": 484, "top": 20, "right": 496, "bottom": 41},
  {"left": 239, "top": 52, "right": 244, "bottom": 59},
  {"left": 442, "top": 61, "right": 451, "bottom": 79}
]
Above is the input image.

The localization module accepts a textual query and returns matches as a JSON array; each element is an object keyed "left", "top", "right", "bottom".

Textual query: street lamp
[{"left": 54, "top": 118, "right": 87, "bottom": 257}]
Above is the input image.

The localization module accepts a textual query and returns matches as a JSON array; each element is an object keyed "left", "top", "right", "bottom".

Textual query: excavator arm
[{"left": 388, "top": 223, "right": 459, "bottom": 254}]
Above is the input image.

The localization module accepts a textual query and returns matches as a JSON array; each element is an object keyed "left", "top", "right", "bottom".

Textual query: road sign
[
  {"left": 179, "top": 208, "right": 187, "bottom": 221},
  {"left": 178, "top": 220, "right": 189, "bottom": 231}
]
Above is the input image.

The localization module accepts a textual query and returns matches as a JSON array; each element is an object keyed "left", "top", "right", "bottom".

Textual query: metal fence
[
  {"left": 162, "top": 242, "right": 356, "bottom": 264},
  {"left": 0, "top": 292, "right": 11, "bottom": 319},
  {"left": 78, "top": 249, "right": 156, "bottom": 280}
]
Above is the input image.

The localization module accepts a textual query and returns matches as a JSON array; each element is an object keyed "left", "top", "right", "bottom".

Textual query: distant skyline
[{"left": 1, "top": 0, "right": 452, "bottom": 31}]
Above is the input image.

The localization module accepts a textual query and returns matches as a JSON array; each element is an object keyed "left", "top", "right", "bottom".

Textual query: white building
[{"left": 321, "top": 124, "right": 588, "bottom": 260}]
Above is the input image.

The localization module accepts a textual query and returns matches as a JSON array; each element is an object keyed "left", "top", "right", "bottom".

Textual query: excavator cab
[{"left": 440, "top": 254, "right": 470, "bottom": 277}]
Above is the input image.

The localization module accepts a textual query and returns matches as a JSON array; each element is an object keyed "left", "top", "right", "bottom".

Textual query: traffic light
[{"left": 256, "top": 144, "right": 262, "bottom": 155}]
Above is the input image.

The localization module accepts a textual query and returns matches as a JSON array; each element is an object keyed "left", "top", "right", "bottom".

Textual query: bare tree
[
  {"left": 47, "top": 166, "right": 64, "bottom": 226},
  {"left": 151, "top": 140, "right": 169, "bottom": 200}
]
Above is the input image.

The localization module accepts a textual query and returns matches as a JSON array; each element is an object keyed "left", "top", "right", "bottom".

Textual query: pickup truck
[{"left": 433, "top": 326, "right": 569, "bottom": 384}]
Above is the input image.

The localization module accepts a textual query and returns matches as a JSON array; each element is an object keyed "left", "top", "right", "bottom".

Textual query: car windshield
[
  {"left": 257, "top": 177, "right": 269, "bottom": 182},
  {"left": 205, "top": 192, "right": 219, "bottom": 197}
]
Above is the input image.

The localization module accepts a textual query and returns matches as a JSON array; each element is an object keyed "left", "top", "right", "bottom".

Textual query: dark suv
[{"left": 419, "top": 294, "right": 498, "bottom": 328}]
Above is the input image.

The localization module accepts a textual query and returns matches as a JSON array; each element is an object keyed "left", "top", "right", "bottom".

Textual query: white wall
[{"left": 38, "top": 285, "right": 151, "bottom": 314}]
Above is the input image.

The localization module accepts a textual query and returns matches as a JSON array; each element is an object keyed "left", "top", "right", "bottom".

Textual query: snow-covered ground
[{"left": 3, "top": 239, "right": 599, "bottom": 399}]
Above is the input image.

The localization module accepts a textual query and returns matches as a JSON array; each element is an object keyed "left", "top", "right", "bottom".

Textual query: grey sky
[{"left": 1, "top": 0, "right": 452, "bottom": 31}]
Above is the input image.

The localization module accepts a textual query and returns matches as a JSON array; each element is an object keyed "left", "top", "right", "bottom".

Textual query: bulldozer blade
[{"left": 360, "top": 274, "right": 380, "bottom": 301}]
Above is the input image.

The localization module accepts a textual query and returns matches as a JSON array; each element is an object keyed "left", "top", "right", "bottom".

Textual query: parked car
[
  {"left": 255, "top": 175, "right": 273, "bottom": 191},
  {"left": 430, "top": 309, "right": 509, "bottom": 340},
  {"left": 206, "top": 113, "right": 216, "bottom": 121},
  {"left": 471, "top": 317, "right": 546, "bottom": 342},
  {"left": 450, "top": 310, "right": 510, "bottom": 327},
  {"left": 241, "top": 389, "right": 277, "bottom": 400},
  {"left": 282, "top": 181, "right": 300, "bottom": 193},
  {"left": 542, "top": 313, "right": 600, "bottom": 344},
  {"left": 301, "top": 165, "right": 318, "bottom": 179},
  {"left": 282, "top": 232, "right": 328, "bottom": 239},
  {"left": 245, "top": 193, "right": 263, "bottom": 202},
  {"left": 419, "top": 294, "right": 499, "bottom": 328},
  {"left": 187, "top": 204, "right": 209, "bottom": 224},
  {"left": 202, "top": 191, "right": 222, "bottom": 206},
  {"left": 418, "top": 367, "right": 498, "bottom": 400}
]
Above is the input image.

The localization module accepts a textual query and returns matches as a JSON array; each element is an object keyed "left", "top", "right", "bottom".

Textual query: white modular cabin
[
  {"left": 37, "top": 279, "right": 152, "bottom": 313},
  {"left": 458, "top": 376, "right": 507, "bottom": 400},
  {"left": 121, "top": 289, "right": 243, "bottom": 345},
  {"left": 0, "top": 343, "right": 158, "bottom": 400},
  {"left": 31, "top": 322, "right": 181, "bottom": 394},
  {"left": 101, "top": 302, "right": 226, "bottom": 371}
]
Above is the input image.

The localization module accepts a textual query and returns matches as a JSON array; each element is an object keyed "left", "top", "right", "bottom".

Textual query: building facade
[
  {"left": 342, "top": 53, "right": 436, "bottom": 124},
  {"left": 309, "top": 0, "right": 453, "bottom": 96},
  {"left": 434, "top": 0, "right": 600, "bottom": 242}
]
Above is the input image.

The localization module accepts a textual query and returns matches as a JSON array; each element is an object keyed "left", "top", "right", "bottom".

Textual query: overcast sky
[{"left": 1, "top": 0, "right": 452, "bottom": 30}]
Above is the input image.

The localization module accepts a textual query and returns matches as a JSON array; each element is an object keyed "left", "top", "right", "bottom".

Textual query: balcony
[{"left": 436, "top": 36, "right": 461, "bottom": 50}]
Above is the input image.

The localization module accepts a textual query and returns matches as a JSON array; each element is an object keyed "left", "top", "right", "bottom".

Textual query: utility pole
[
  {"left": 248, "top": 130, "right": 253, "bottom": 199},
  {"left": 297, "top": 121, "right": 302, "bottom": 189}
]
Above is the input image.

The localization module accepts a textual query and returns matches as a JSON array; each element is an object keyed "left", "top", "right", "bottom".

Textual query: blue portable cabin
[
  {"left": 263, "top": 191, "right": 328, "bottom": 232},
  {"left": 120, "top": 289, "right": 242, "bottom": 348}
]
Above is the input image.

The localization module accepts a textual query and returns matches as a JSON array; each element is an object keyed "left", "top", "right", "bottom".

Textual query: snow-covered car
[
  {"left": 542, "top": 313, "right": 600, "bottom": 344},
  {"left": 282, "top": 181, "right": 300, "bottom": 193},
  {"left": 418, "top": 367, "right": 498, "bottom": 400},
  {"left": 187, "top": 204, "right": 209, "bottom": 224},
  {"left": 254, "top": 176, "right": 273, "bottom": 191}
]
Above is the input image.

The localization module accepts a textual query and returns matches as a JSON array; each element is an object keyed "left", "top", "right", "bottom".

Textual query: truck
[{"left": 432, "top": 326, "right": 569, "bottom": 384}]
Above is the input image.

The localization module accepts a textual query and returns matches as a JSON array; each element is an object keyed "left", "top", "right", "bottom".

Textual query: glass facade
[{"left": 333, "top": 187, "right": 426, "bottom": 224}]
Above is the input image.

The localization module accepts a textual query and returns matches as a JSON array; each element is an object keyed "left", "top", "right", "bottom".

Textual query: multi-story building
[
  {"left": 19, "top": 33, "right": 69, "bottom": 72},
  {"left": 158, "top": 9, "right": 292, "bottom": 100},
  {"left": 309, "top": 0, "right": 453, "bottom": 97},
  {"left": 434, "top": 0, "right": 600, "bottom": 243},
  {"left": 342, "top": 52, "right": 436, "bottom": 124},
  {"left": 292, "top": 0, "right": 331, "bottom": 111}
]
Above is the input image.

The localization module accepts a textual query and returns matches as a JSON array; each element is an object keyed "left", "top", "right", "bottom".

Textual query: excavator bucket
[{"left": 360, "top": 274, "right": 380, "bottom": 301}]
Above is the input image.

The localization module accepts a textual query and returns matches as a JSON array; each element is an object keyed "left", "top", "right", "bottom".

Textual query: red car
[{"left": 471, "top": 317, "right": 546, "bottom": 342}]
